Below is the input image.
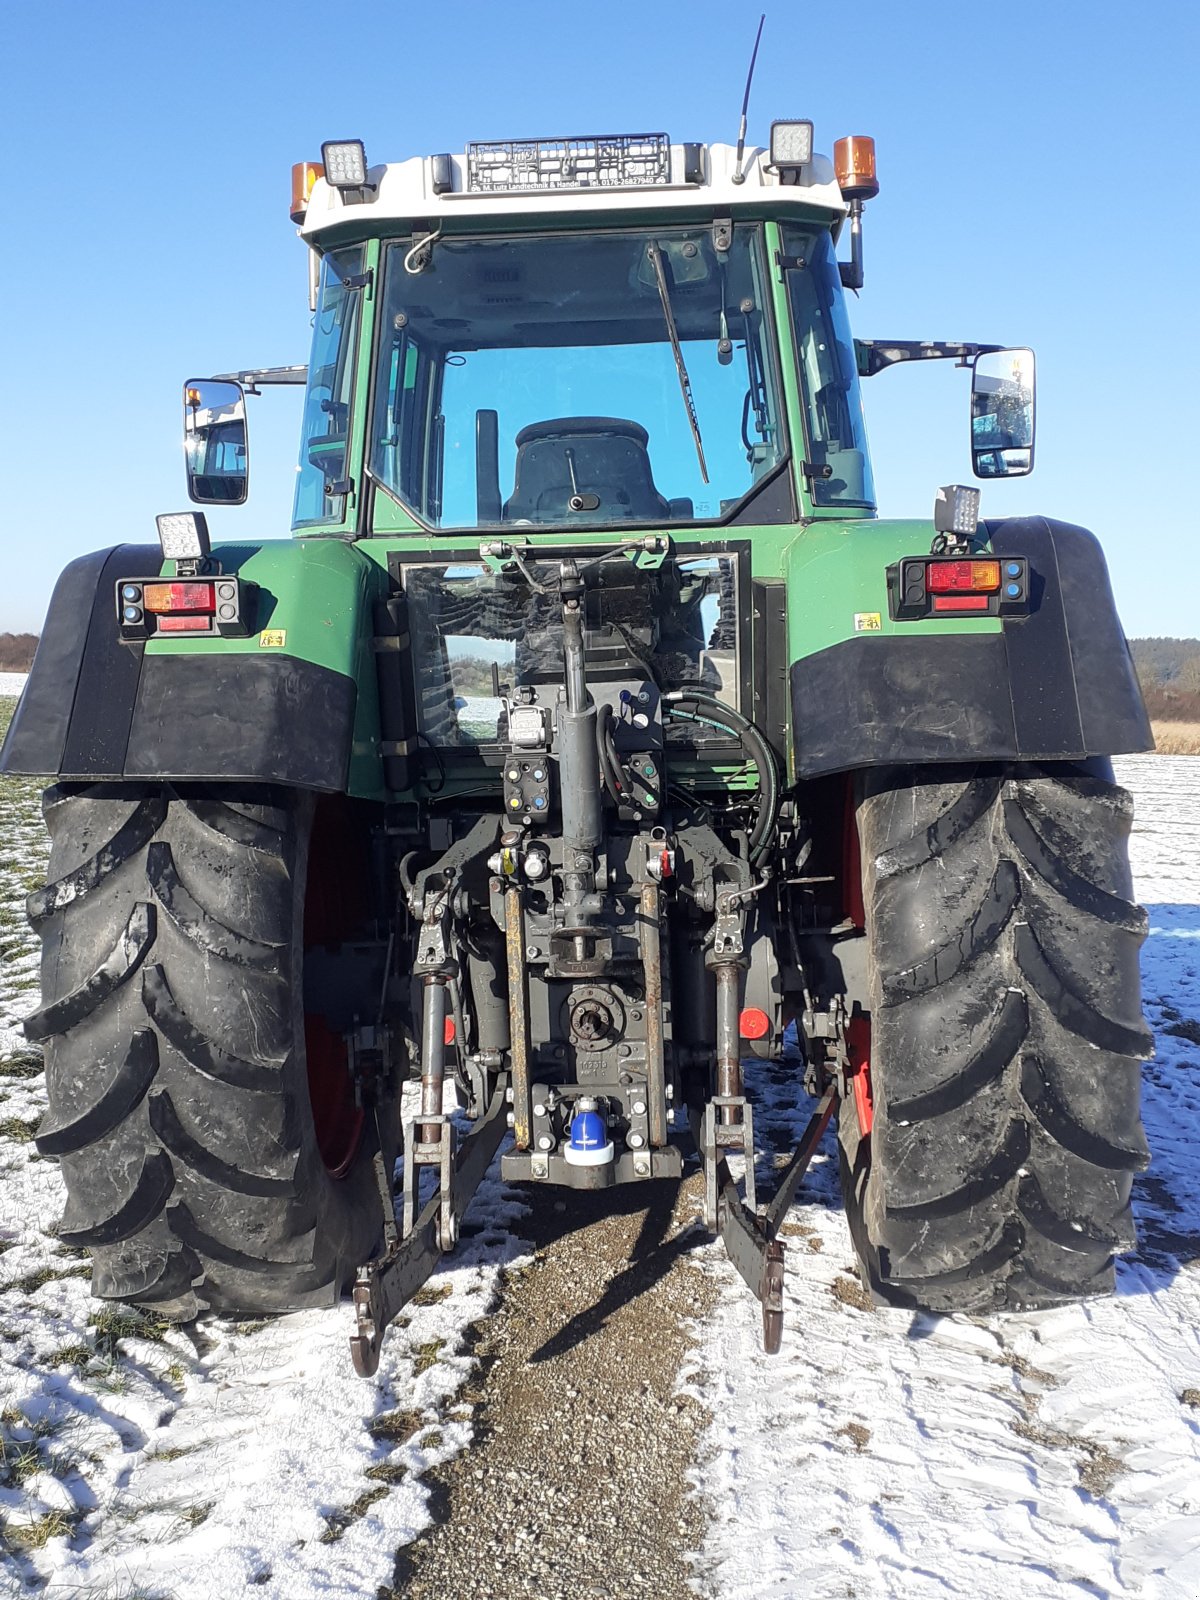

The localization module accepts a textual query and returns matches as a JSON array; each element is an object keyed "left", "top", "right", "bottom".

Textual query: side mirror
[
  {"left": 971, "top": 349, "right": 1035, "bottom": 479},
  {"left": 184, "top": 379, "right": 248, "bottom": 504}
]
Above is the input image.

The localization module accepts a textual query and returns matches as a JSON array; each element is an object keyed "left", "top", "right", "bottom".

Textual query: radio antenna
[{"left": 731, "top": 14, "right": 767, "bottom": 185}]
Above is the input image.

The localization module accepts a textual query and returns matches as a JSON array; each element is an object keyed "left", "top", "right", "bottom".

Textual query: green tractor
[{"left": 3, "top": 127, "right": 1153, "bottom": 1373}]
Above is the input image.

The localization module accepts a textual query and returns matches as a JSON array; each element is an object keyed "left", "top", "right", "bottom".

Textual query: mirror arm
[
  {"left": 854, "top": 340, "right": 1006, "bottom": 379},
  {"left": 210, "top": 365, "right": 308, "bottom": 392}
]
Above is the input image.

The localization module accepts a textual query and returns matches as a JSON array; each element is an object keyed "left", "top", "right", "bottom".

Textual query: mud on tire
[
  {"left": 839, "top": 763, "right": 1152, "bottom": 1314},
  {"left": 26, "top": 784, "right": 390, "bottom": 1320}
]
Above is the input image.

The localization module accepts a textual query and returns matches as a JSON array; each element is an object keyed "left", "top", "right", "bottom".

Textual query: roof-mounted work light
[
  {"left": 769, "top": 120, "right": 814, "bottom": 172},
  {"left": 155, "top": 512, "right": 211, "bottom": 566},
  {"left": 320, "top": 140, "right": 369, "bottom": 190}
]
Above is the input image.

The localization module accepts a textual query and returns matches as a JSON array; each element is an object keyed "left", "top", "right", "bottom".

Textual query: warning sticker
[
  {"left": 854, "top": 612, "right": 882, "bottom": 632},
  {"left": 259, "top": 629, "right": 287, "bottom": 648}
]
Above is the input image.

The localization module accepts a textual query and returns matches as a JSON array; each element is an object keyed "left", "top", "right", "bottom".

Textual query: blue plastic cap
[{"left": 569, "top": 1108, "right": 607, "bottom": 1151}]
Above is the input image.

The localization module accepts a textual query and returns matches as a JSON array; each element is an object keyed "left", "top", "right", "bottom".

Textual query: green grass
[
  {"left": 0, "top": 1052, "right": 42, "bottom": 1081},
  {"left": 412, "top": 1339, "right": 444, "bottom": 1375},
  {"left": 0, "top": 1507, "right": 77, "bottom": 1551},
  {"left": 370, "top": 1407, "right": 424, "bottom": 1443},
  {"left": 319, "top": 1485, "right": 390, "bottom": 1543},
  {"left": 0, "top": 1116, "right": 39, "bottom": 1142},
  {"left": 88, "top": 1306, "right": 170, "bottom": 1358},
  {"left": 0, "top": 1440, "right": 43, "bottom": 1489},
  {"left": 15, "top": 1262, "right": 91, "bottom": 1294},
  {"left": 45, "top": 1343, "right": 94, "bottom": 1371}
]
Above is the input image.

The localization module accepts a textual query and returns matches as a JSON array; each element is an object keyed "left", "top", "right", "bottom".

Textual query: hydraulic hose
[
  {"left": 595, "top": 702, "right": 626, "bottom": 807},
  {"left": 662, "top": 688, "right": 780, "bottom": 864}
]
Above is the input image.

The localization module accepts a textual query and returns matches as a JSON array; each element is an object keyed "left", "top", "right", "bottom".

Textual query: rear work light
[{"left": 889, "top": 555, "right": 1030, "bottom": 621}]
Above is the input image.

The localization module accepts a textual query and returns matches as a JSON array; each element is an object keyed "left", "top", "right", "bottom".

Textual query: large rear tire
[
  {"left": 26, "top": 783, "right": 393, "bottom": 1320},
  {"left": 839, "top": 763, "right": 1152, "bottom": 1313}
]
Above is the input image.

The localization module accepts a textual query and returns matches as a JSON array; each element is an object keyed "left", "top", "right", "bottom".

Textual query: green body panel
[
  {"left": 146, "top": 538, "right": 392, "bottom": 800},
  {"left": 782, "top": 518, "right": 1002, "bottom": 661}
]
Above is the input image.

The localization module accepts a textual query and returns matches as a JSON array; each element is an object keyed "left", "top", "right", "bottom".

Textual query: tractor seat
[{"left": 504, "top": 417, "right": 671, "bottom": 523}]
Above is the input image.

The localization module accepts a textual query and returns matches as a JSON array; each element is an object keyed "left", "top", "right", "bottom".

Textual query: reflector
[
  {"left": 156, "top": 614, "right": 212, "bottom": 632},
  {"left": 739, "top": 1007, "right": 771, "bottom": 1040}
]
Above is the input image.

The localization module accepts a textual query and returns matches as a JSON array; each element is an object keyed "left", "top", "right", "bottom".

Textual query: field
[
  {"left": 0, "top": 685, "right": 1198, "bottom": 1597},
  {"left": 1154, "top": 722, "right": 1200, "bottom": 755}
]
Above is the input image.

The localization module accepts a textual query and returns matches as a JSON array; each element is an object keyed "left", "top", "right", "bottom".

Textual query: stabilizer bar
[
  {"left": 349, "top": 1084, "right": 509, "bottom": 1377},
  {"left": 700, "top": 1086, "right": 838, "bottom": 1353}
]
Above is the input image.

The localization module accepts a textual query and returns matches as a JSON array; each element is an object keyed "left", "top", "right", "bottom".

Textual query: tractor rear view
[{"left": 2, "top": 125, "right": 1153, "bottom": 1371}]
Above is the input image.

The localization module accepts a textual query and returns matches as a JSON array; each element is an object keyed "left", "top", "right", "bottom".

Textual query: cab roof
[{"left": 299, "top": 139, "right": 847, "bottom": 244}]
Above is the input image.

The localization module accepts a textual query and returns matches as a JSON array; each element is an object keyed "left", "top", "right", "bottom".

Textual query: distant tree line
[
  {"left": 1130, "top": 637, "right": 1200, "bottom": 721},
  {"left": 0, "top": 633, "right": 37, "bottom": 671}
]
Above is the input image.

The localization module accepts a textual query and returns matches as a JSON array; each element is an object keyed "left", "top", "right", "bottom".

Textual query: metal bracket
[
  {"left": 696, "top": 1086, "right": 837, "bottom": 1354},
  {"left": 712, "top": 217, "right": 733, "bottom": 253},
  {"left": 350, "top": 1084, "right": 509, "bottom": 1378}
]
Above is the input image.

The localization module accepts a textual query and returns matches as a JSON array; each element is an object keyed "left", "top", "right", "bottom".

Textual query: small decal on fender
[
  {"left": 259, "top": 629, "right": 287, "bottom": 648},
  {"left": 854, "top": 612, "right": 882, "bottom": 632}
]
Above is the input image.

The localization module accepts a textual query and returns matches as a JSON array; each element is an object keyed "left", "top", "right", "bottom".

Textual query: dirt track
[{"left": 387, "top": 1174, "right": 716, "bottom": 1600}]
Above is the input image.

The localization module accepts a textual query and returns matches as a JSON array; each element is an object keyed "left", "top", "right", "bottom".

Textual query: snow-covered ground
[
  {"left": 0, "top": 675, "right": 28, "bottom": 699},
  {"left": 692, "top": 755, "right": 1200, "bottom": 1600},
  {"left": 0, "top": 703, "right": 1197, "bottom": 1595}
]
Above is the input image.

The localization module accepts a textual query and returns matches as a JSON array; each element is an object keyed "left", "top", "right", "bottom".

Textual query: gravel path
[{"left": 388, "top": 1174, "right": 717, "bottom": 1600}]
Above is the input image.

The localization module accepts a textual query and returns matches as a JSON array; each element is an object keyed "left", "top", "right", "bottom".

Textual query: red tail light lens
[
  {"left": 932, "top": 594, "right": 991, "bottom": 613},
  {"left": 142, "top": 582, "right": 216, "bottom": 614},
  {"left": 926, "top": 560, "right": 1001, "bottom": 594}
]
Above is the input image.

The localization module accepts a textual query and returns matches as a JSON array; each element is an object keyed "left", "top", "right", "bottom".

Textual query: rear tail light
[
  {"left": 890, "top": 555, "right": 1030, "bottom": 621},
  {"left": 926, "top": 559, "right": 1000, "bottom": 593},
  {"left": 115, "top": 575, "right": 254, "bottom": 641},
  {"left": 142, "top": 582, "right": 216, "bottom": 614}
]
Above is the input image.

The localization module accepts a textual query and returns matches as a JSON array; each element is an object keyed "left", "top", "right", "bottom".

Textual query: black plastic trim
[
  {"left": 124, "top": 654, "right": 356, "bottom": 791},
  {"left": 2, "top": 545, "right": 161, "bottom": 779},
  {"left": 790, "top": 517, "right": 1152, "bottom": 778}
]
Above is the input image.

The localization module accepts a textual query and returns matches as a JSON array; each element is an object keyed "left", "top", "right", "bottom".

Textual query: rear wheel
[
  {"left": 839, "top": 763, "right": 1152, "bottom": 1313},
  {"left": 26, "top": 783, "right": 394, "bottom": 1320}
]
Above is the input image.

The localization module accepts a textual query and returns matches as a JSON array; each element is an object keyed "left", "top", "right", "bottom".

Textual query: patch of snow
[
  {"left": 689, "top": 756, "right": 1200, "bottom": 1599},
  {"left": 0, "top": 674, "right": 28, "bottom": 698},
  {"left": 0, "top": 773, "right": 532, "bottom": 1596}
]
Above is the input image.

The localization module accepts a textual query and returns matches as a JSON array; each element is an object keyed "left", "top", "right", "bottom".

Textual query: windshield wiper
[{"left": 647, "top": 241, "right": 709, "bottom": 485}]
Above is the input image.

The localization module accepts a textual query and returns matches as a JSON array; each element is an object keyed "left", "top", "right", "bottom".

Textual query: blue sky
[{"left": 2, "top": 0, "right": 1197, "bottom": 636}]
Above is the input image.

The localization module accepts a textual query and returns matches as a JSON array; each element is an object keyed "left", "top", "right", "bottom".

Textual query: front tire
[
  {"left": 840, "top": 763, "right": 1152, "bottom": 1313},
  {"left": 26, "top": 784, "right": 392, "bottom": 1320}
]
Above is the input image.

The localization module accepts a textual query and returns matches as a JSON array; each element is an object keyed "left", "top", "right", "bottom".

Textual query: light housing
[
  {"left": 770, "top": 120, "right": 814, "bottom": 169},
  {"left": 932, "top": 484, "right": 981, "bottom": 540},
  {"left": 290, "top": 160, "right": 324, "bottom": 223},
  {"left": 833, "top": 135, "right": 879, "bottom": 200},
  {"left": 320, "top": 140, "right": 368, "bottom": 189},
  {"left": 889, "top": 554, "right": 1030, "bottom": 622},
  {"left": 155, "top": 512, "right": 210, "bottom": 562}
]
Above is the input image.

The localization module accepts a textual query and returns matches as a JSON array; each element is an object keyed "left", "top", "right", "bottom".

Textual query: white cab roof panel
[{"left": 300, "top": 141, "right": 846, "bottom": 243}]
